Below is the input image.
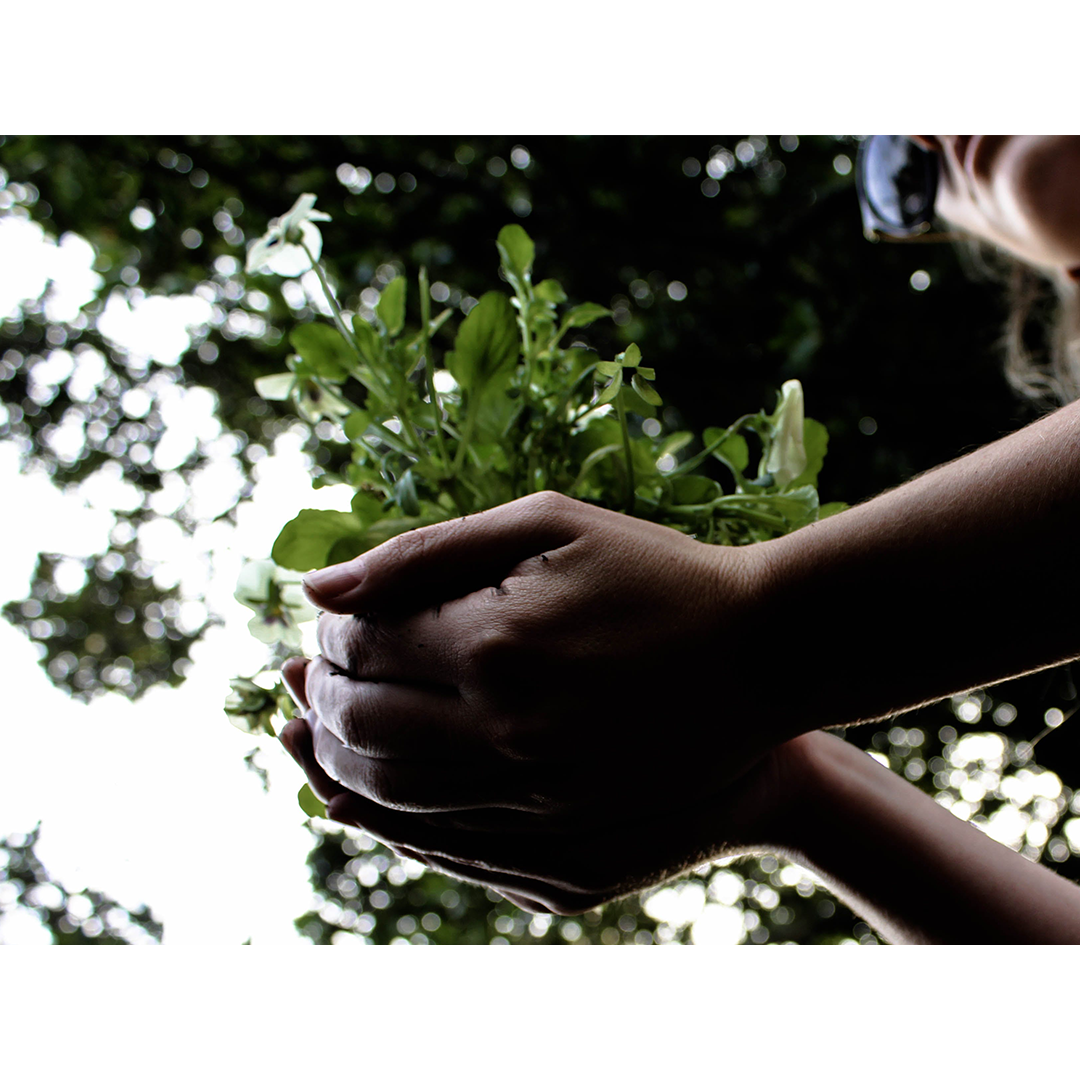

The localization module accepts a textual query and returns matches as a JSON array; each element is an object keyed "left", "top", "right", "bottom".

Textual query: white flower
[
  {"left": 235, "top": 559, "right": 317, "bottom": 647},
  {"left": 764, "top": 379, "right": 807, "bottom": 487},
  {"left": 278, "top": 193, "right": 331, "bottom": 239},
  {"left": 245, "top": 193, "right": 331, "bottom": 276},
  {"left": 234, "top": 559, "right": 276, "bottom": 608}
]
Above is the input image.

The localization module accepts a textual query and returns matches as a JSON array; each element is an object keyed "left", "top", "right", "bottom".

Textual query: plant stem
[
  {"left": 615, "top": 391, "right": 635, "bottom": 513},
  {"left": 300, "top": 240, "right": 363, "bottom": 363},
  {"left": 453, "top": 407, "right": 477, "bottom": 473},
  {"left": 299, "top": 241, "right": 428, "bottom": 457},
  {"left": 419, "top": 266, "right": 450, "bottom": 473}
]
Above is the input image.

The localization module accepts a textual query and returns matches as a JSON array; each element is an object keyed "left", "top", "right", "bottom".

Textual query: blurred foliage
[
  {"left": 3, "top": 135, "right": 1079, "bottom": 943},
  {"left": 0, "top": 825, "right": 162, "bottom": 944},
  {"left": 2, "top": 551, "right": 202, "bottom": 700},
  {"left": 295, "top": 821, "right": 884, "bottom": 946}
]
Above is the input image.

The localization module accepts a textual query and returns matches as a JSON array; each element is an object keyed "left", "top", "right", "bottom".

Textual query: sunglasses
[{"left": 855, "top": 135, "right": 956, "bottom": 243}]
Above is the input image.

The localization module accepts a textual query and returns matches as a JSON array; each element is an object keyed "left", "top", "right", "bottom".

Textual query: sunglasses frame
[{"left": 855, "top": 136, "right": 959, "bottom": 244}]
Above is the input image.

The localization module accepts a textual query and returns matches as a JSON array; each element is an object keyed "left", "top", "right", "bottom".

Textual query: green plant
[{"left": 225, "top": 195, "right": 844, "bottom": 774}]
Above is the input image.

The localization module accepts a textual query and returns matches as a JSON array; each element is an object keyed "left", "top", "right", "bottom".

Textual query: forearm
[
  {"left": 756, "top": 398, "right": 1080, "bottom": 734},
  {"left": 773, "top": 732, "right": 1080, "bottom": 944}
]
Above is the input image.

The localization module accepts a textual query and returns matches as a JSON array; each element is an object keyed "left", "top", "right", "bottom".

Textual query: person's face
[{"left": 914, "top": 136, "right": 1080, "bottom": 281}]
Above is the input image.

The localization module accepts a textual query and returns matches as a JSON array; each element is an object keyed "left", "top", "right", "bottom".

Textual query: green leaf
[
  {"left": 818, "top": 501, "right": 848, "bottom": 520},
  {"left": 298, "top": 783, "right": 327, "bottom": 819},
  {"left": 671, "top": 475, "right": 723, "bottom": 504},
  {"left": 636, "top": 366, "right": 656, "bottom": 380},
  {"left": 290, "top": 323, "right": 353, "bottom": 382},
  {"left": 594, "top": 368, "right": 623, "bottom": 406},
  {"left": 618, "top": 383, "right": 655, "bottom": 419},
  {"left": 343, "top": 409, "right": 372, "bottom": 442},
  {"left": 571, "top": 443, "right": 623, "bottom": 491},
  {"left": 632, "top": 371, "right": 663, "bottom": 406},
  {"left": 534, "top": 279, "right": 567, "bottom": 304},
  {"left": 377, "top": 276, "right": 407, "bottom": 337},
  {"left": 657, "top": 431, "right": 694, "bottom": 457},
  {"left": 364, "top": 421, "right": 414, "bottom": 458},
  {"left": 704, "top": 427, "right": 750, "bottom": 472},
  {"left": 564, "top": 302, "right": 611, "bottom": 329},
  {"left": 595, "top": 361, "right": 621, "bottom": 378},
  {"left": 362, "top": 514, "right": 445, "bottom": 546},
  {"left": 271, "top": 509, "right": 365, "bottom": 572},
  {"left": 327, "top": 536, "right": 369, "bottom": 565},
  {"left": 723, "top": 486, "right": 820, "bottom": 530},
  {"left": 351, "top": 315, "right": 381, "bottom": 365},
  {"left": 254, "top": 373, "right": 296, "bottom": 401},
  {"left": 445, "top": 291, "right": 519, "bottom": 397},
  {"left": 350, "top": 489, "right": 385, "bottom": 525},
  {"left": 393, "top": 469, "right": 420, "bottom": 516},
  {"left": 474, "top": 389, "right": 520, "bottom": 442},
  {"left": 616, "top": 343, "right": 642, "bottom": 367},
  {"left": 496, "top": 224, "right": 534, "bottom": 288}
]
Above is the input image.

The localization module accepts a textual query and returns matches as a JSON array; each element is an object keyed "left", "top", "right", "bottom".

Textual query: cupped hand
[
  {"left": 278, "top": 700, "right": 809, "bottom": 915},
  {"left": 295, "top": 492, "right": 778, "bottom": 824}
]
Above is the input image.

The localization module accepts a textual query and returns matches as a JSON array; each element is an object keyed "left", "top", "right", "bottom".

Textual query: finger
[
  {"left": 278, "top": 715, "right": 351, "bottom": 806},
  {"left": 301, "top": 490, "right": 583, "bottom": 614},
  {"left": 323, "top": 793, "right": 600, "bottom": 913},
  {"left": 492, "top": 891, "right": 551, "bottom": 914},
  {"left": 322, "top": 786, "right": 598, "bottom": 890},
  {"left": 327, "top": 781, "right": 726, "bottom": 903},
  {"left": 281, "top": 656, "right": 310, "bottom": 709},
  {"left": 315, "top": 609, "right": 463, "bottom": 687},
  {"left": 314, "top": 578, "right": 544, "bottom": 690},
  {"left": 305, "top": 655, "right": 485, "bottom": 761},
  {"left": 417, "top": 853, "right": 608, "bottom": 916},
  {"left": 309, "top": 716, "right": 539, "bottom": 812}
]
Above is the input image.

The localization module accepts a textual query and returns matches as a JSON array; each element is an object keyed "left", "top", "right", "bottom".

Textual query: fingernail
[{"left": 302, "top": 562, "right": 364, "bottom": 601}]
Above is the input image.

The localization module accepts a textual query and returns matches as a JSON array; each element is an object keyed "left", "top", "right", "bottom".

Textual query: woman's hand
[
  {"left": 279, "top": 705, "right": 804, "bottom": 914},
  {"left": 293, "top": 492, "right": 778, "bottom": 827}
]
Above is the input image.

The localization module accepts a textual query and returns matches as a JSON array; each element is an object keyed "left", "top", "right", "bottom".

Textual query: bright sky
[{"left": 0, "top": 212, "right": 356, "bottom": 945}]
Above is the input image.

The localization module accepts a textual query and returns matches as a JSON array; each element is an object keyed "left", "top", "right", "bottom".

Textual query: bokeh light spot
[{"left": 129, "top": 206, "right": 155, "bottom": 231}]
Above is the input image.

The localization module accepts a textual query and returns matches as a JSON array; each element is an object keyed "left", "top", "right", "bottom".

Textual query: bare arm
[
  {"left": 773, "top": 732, "right": 1080, "bottom": 944},
  {"left": 757, "top": 397, "right": 1080, "bottom": 736}
]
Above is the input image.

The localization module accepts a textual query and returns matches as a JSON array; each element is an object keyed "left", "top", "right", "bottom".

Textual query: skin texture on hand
[
  {"left": 279, "top": 701, "right": 801, "bottom": 915},
  {"left": 296, "top": 492, "right": 774, "bottom": 822}
]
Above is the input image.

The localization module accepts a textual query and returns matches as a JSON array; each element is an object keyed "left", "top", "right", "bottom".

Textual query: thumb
[{"left": 301, "top": 491, "right": 581, "bottom": 614}]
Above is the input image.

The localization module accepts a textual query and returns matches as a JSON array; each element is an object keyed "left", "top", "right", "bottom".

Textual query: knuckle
[
  {"left": 525, "top": 489, "right": 573, "bottom": 520},
  {"left": 469, "top": 627, "right": 521, "bottom": 685},
  {"left": 336, "top": 696, "right": 373, "bottom": 753}
]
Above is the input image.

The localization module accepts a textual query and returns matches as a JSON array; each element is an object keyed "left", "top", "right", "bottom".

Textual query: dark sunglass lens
[
  {"left": 903, "top": 191, "right": 929, "bottom": 216},
  {"left": 861, "top": 135, "right": 936, "bottom": 232}
]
